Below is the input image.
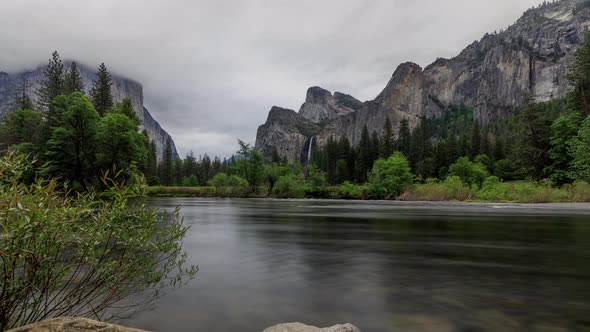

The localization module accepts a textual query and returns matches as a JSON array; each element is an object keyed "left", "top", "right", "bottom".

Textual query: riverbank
[{"left": 145, "top": 180, "right": 590, "bottom": 203}]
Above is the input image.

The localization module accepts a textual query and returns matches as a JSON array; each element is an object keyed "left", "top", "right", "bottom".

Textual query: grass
[{"left": 144, "top": 180, "right": 590, "bottom": 203}]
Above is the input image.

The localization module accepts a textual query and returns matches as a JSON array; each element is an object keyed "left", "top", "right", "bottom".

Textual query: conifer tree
[
  {"left": 568, "top": 33, "right": 590, "bottom": 116},
  {"left": 380, "top": 117, "right": 394, "bottom": 158},
  {"left": 64, "top": 61, "right": 85, "bottom": 94},
  {"left": 470, "top": 120, "right": 482, "bottom": 157},
  {"left": 357, "top": 125, "right": 372, "bottom": 183},
  {"left": 13, "top": 77, "right": 34, "bottom": 110},
  {"left": 90, "top": 63, "right": 114, "bottom": 116},
  {"left": 397, "top": 117, "right": 411, "bottom": 157},
  {"left": 36, "top": 51, "right": 65, "bottom": 112}
]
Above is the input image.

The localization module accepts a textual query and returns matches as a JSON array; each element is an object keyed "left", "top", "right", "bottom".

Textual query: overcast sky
[{"left": 0, "top": 0, "right": 544, "bottom": 157}]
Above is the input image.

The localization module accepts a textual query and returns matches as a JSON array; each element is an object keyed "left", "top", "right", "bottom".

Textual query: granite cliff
[
  {"left": 256, "top": 0, "right": 590, "bottom": 163},
  {"left": 0, "top": 63, "right": 178, "bottom": 159}
]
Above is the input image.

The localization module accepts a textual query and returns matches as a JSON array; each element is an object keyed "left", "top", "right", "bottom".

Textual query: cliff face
[
  {"left": 0, "top": 63, "right": 178, "bottom": 159},
  {"left": 256, "top": 0, "right": 590, "bottom": 162}
]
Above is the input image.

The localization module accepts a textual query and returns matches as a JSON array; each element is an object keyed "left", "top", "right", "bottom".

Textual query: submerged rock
[
  {"left": 263, "top": 322, "right": 361, "bottom": 332},
  {"left": 7, "top": 317, "right": 147, "bottom": 332}
]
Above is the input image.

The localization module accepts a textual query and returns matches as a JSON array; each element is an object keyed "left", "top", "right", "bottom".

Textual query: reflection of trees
[{"left": 239, "top": 200, "right": 590, "bottom": 330}]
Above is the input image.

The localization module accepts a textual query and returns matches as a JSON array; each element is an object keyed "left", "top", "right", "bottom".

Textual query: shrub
[
  {"left": 368, "top": 152, "right": 414, "bottom": 199},
  {"left": 449, "top": 157, "right": 489, "bottom": 187},
  {"left": 208, "top": 172, "right": 248, "bottom": 188},
  {"left": 494, "top": 159, "right": 519, "bottom": 181},
  {"left": 181, "top": 175, "right": 199, "bottom": 187},
  {"left": 305, "top": 166, "right": 329, "bottom": 198},
  {"left": 333, "top": 181, "right": 367, "bottom": 199},
  {"left": 272, "top": 174, "right": 306, "bottom": 198},
  {"left": 0, "top": 152, "right": 197, "bottom": 330}
]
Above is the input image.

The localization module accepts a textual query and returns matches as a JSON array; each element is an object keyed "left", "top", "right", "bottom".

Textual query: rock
[
  {"left": 256, "top": 0, "right": 590, "bottom": 162},
  {"left": 0, "top": 62, "right": 178, "bottom": 160},
  {"left": 6, "top": 317, "right": 147, "bottom": 332},
  {"left": 298, "top": 87, "right": 359, "bottom": 124},
  {"left": 262, "top": 322, "right": 361, "bottom": 332}
]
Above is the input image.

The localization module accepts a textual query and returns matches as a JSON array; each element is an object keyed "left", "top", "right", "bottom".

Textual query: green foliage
[
  {"left": 568, "top": 33, "right": 590, "bottom": 116},
  {"left": 0, "top": 108, "right": 44, "bottom": 153},
  {"left": 273, "top": 173, "right": 306, "bottom": 198},
  {"left": 112, "top": 98, "right": 141, "bottom": 127},
  {"left": 64, "top": 61, "right": 85, "bottom": 94},
  {"left": 232, "top": 140, "right": 264, "bottom": 187},
  {"left": 182, "top": 175, "right": 199, "bottom": 187},
  {"left": 264, "top": 163, "right": 291, "bottom": 191},
  {"left": 401, "top": 176, "right": 474, "bottom": 201},
  {"left": 547, "top": 111, "right": 582, "bottom": 184},
  {"left": 474, "top": 154, "right": 492, "bottom": 172},
  {"left": 208, "top": 172, "right": 248, "bottom": 188},
  {"left": 305, "top": 166, "right": 328, "bottom": 197},
  {"left": 36, "top": 51, "right": 65, "bottom": 111},
  {"left": 368, "top": 152, "right": 414, "bottom": 199},
  {"left": 0, "top": 152, "right": 197, "bottom": 330},
  {"left": 96, "top": 112, "right": 147, "bottom": 173},
  {"left": 90, "top": 63, "right": 113, "bottom": 116},
  {"left": 568, "top": 115, "right": 590, "bottom": 182},
  {"left": 333, "top": 182, "right": 367, "bottom": 200},
  {"left": 45, "top": 93, "right": 100, "bottom": 190},
  {"left": 494, "top": 159, "right": 520, "bottom": 181},
  {"left": 448, "top": 157, "right": 489, "bottom": 187}
]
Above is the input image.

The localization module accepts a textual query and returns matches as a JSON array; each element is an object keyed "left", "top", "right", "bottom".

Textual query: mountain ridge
[
  {"left": 256, "top": 0, "right": 590, "bottom": 163},
  {"left": 0, "top": 62, "right": 178, "bottom": 159}
]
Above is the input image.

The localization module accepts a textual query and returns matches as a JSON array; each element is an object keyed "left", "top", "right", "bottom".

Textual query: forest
[
  {"left": 3, "top": 33, "right": 590, "bottom": 202},
  {"left": 147, "top": 35, "right": 590, "bottom": 203}
]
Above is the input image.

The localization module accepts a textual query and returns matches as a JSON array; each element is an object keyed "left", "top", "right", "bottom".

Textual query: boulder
[
  {"left": 263, "top": 322, "right": 361, "bottom": 332},
  {"left": 6, "top": 317, "right": 147, "bottom": 332}
]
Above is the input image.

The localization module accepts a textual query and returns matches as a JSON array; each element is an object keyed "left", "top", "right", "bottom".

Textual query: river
[{"left": 122, "top": 198, "right": 590, "bottom": 331}]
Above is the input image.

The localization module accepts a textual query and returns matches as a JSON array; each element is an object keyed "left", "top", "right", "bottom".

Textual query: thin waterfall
[{"left": 307, "top": 136, "right": 314, "bottom": 163}]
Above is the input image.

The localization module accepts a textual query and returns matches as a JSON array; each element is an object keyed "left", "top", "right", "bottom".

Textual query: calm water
[{"left": 122, "top": 198, "right": 590, "bottom": 332}]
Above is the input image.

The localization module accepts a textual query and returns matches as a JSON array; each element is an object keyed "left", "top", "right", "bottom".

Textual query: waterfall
[{"left": 307, "top": 136, "right": 314, "bottom": 163}]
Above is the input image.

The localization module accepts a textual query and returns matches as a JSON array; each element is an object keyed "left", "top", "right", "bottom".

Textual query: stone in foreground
[
  {"left": 7, "top": 317, "right": 147, "bottom": 332},
  {"left": 263, "top": 322, "right": 361, "bottom": 332}
]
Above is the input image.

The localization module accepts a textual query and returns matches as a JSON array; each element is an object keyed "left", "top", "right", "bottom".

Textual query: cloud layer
[{"left": 0, "top": 0, "right": 544, "bottom": 157}]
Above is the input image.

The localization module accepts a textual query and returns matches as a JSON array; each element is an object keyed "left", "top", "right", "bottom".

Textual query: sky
[{"left": 0, "top": 0, "right": 545, "bottom": 158}]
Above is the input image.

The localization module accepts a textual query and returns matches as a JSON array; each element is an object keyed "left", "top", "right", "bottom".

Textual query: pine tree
[
  {"left": 568, "top": 33, "right": 590, "bottom": 116},
  {"left": 64, "top": 61, "right": 85, "bottom": 94},
  {"left": 380, "top": 117, "right": 394, "bottom": 158},
  {"left": 470, "top": 120, "right": 481, "bottom": 157},
  {"left": 357, "top": 126, "right": 372, "bottom": 183},
  {"left": 36, "top": 51, "right": 65, "bottom": 112},
  {"left": 160, "top": 144, "right": 173, "bottom": 186},
  {"left": 90, "top": 63, "right": 113, "bottom": 116},
  {"left": 13, "top": 77, "right": 34, "bottom": 110},
  {"left": 397, "top": 117, "right": 411, "bottom": 157},
  {"left": 370, "top": 131, "right": 380, "bottom": 165},
  {"left": 446, "top": 134, "right": 459, "bottom": 165}
]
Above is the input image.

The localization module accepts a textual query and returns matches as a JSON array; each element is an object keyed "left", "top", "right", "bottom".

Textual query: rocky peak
[{"left": 299, "top": 86, "right": 359, "bottom": 124}]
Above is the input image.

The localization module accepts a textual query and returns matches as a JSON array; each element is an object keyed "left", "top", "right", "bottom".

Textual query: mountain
[
  {"left": 256, "top": 0, "right": 590, "bottom": 163},
  {"left": 0, "top": 62, "right": 178, "bottom": 159}
]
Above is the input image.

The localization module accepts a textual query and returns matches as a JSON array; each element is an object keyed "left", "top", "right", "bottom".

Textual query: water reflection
[{"left": 123, "top": 199, "right": 590, "bottom": 332}]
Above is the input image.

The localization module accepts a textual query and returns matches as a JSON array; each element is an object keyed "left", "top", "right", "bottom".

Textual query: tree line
[{"left": 0, "top": 51, "right": 162, "bottom": 191}]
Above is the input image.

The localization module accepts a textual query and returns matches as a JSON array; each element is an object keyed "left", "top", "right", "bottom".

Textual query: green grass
[{"left": 145, "top": 181, "right": 590, "bottom": 203}]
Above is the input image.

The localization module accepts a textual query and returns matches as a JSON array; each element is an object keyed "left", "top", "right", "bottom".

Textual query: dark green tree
[
  {"left": 36, "top": 51, "right": 65, "bottom": 112},
  {"left": 568, "top": 33, "right": 590, "bottom": 116},
  {"left": 112, "top": 98, "right": 141, "bottom": 126},
  {"left": 96, "top": 113, "right": 147, "bottom": 174},
  {"left": 45, "top": 93, "right": 100, "bottom": 190},
  {"left": 397, "top": 117, "right": 411, "bottom": 157},
  {"left": 380, "top": 117, "right": 395, "bottom": 158},
  {"left": 90, "top": 63, "right": 114, "bottom": 116},
  {"left": 13, "top": 77, "right": 34, "bottom": 111},
  {"left": 64, "top": 61, "right": 85, "bottom": 94}
]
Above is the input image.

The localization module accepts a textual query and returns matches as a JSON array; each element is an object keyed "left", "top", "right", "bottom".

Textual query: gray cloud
[{"left": 0, "top": 0, "right": 544, "bottom": 157}]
